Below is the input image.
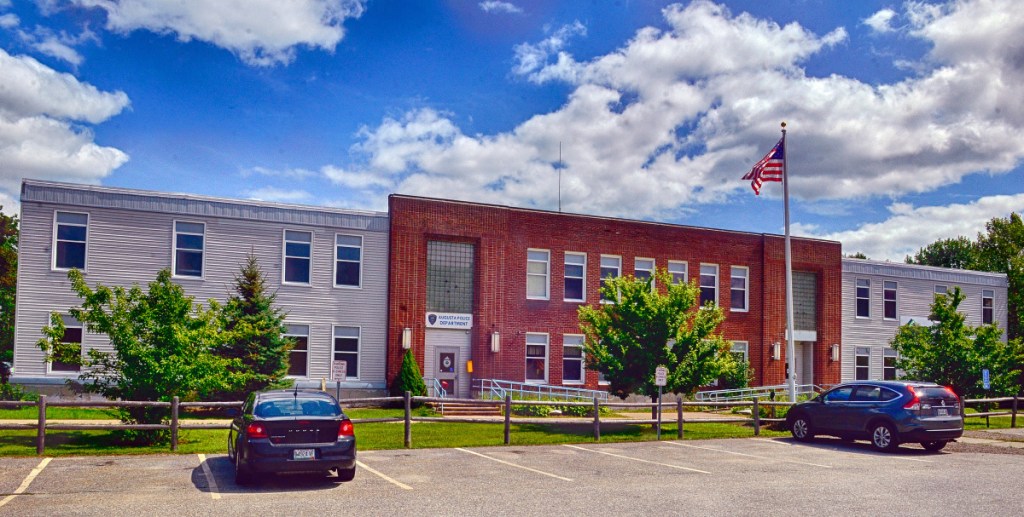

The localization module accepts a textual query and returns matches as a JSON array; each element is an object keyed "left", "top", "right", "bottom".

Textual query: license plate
[
  {"left": 293, "top": 449, "right": 315, "bottom": 460},
  {"left": 937, "top": 408, "right": 948, "bottom": 416}
]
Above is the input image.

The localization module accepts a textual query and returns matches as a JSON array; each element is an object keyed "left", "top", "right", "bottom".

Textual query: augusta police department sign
[{"left": 425, "top": 312, "right": 473, "bottom": 329}]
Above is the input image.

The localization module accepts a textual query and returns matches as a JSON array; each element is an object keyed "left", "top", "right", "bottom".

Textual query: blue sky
[{"left": 1, "top": 0, "right": 1023, "bottom": 260}]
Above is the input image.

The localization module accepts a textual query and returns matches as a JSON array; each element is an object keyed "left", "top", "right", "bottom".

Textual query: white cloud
[
  {"left": 805, "top": 194, "right": 1024, "bottom": 261},
  {"left": 0, "top": 13, "right": 19, "bottom": 29},
  {"left": 75, "top": 0, "right": 365, "bottom": 66},
  {"left": 243, "top": 187, "right": 313, "bottom": 203},
  {"left": 241, "top": 166, "right": 317, "bottom": 180},
  {"left": 0, "top": 190, "right": 17, "bottom": 216},
  {"left": 0, "top": 48, "right": 129, "bottom": 202},
  {"left": 479, "top": 1, "right": 522, "bottom": 14},
  {"left": 323, "top": 0, "right": 1024, "bottom": 221},
  {"left": 864, "top": 8, "right": 898, "bottom": 33},
  {"left": 15, "top": 25, "right": 98, "bottom": 66}
]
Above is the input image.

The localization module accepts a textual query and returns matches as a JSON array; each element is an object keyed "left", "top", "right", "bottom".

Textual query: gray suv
[{"left": 786, "top": 381, "right": 963, "bottom": 452}]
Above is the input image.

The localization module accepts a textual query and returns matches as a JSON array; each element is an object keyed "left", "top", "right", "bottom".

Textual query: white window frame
[
  {"left": 284, "top": 323, "right": 311, "bottom": 378},
  {"left": 667, "top": 260, "right": 688, "bottom": 284},
  {"left": 855, "top": 278, "right": 870, "bottom": 318},
  {"left": 883, "top": 348, "right": 898, "bottom": 381},
  {"left": 172, "top": 220, "right": 206, "bottom": 279},
  {"left": 48, "top": 315, "right": 83, "bottom": 374},
  {"left": 52, "top": 211, "right": 89, "bottom": 272},
  {"left": 334, "top": 234, "right": 363, "bottom": 289},
  {"left": 563, "top": 252, "right": 586, "bottom": 302},
  {"left": 600, "top": 255, "right": 621, "bottom": 303},
  {"left": 982, "top": 289, "right": 994, "bottom": 325},
  {"left": 634, "top": 258, "right": 655, "bottom": 290},
  {"left": 525, "top": 333, "right": 549, "bottom": 384},
  {"left": 332, "top": 325, "right": 361, "bottom": 380},
  {"left": 883, "top": 281, "right": 898, "bottom": 321},
  {"left": 730, "top": 266, "right": 749, "bottom": 312},
  {"left": 282, "top": 229, "right": 313, "bottom": 286},
  {"left": 562, "top": 334, "right": 585, "bottom": 385},
  {"left": 730, "top": 341, "right": 749, "bottom": 364},
  {"left": 699, "top": 263, "right": 719, "bottom": 308},
  {"left": 526, "top": 249, "right": 550, "bottom": 300},
  {"left": 934, "top": 284, "right": 947, "bottom": 296},
  {"left": 855, "top": 346, "right": 871, "bottom": 380}
]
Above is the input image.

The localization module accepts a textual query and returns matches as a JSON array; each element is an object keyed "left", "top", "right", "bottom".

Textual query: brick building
[{"left": 386, "top": 195, "right": 843, "bottom": 397}]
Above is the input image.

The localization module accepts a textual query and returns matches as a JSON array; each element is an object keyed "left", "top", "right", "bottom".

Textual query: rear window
[
  {"left": 255, "top": 398, "right": 341, "bottom": 418},
  {"left": 917, "top": 387, "right": 957, "bottom": 400}
]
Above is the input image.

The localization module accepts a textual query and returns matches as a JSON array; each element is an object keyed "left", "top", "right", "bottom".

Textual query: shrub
[
  {"left": 511, "top": 404, "right": 551, "bottom": 417},
  {"left": 0, "top": 382, "right": 37, "bottom": 402},
  {"left": 390, "top": 350, "right": 427, "bottom": 398}
]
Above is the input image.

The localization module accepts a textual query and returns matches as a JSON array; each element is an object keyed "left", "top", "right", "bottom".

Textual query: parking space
[{"left": 2, "top": 438, "right": 1022, "bottom": 515}]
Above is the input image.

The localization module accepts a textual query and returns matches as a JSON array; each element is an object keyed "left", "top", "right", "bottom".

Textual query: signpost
[
  {"left": 655, "top": 366, "right": 667, "bottom": 440},
  {"left": 332, "top": 360, "right": 347, "bottom": 400}
]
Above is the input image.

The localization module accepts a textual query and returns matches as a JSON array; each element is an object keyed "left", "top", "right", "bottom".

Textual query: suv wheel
[
  {"left": 921, "top": 440, "right": 948, "bottom": 452},
  {"left": 870, "top": 422, "right": 899, "bottom": 452},
  {"left": 790, "top": 415, "right": 814, "bottom": 442}
]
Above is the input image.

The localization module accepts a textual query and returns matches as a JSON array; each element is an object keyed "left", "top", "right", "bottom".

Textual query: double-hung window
[
  {"left": 856, "top": 347, "right": 870, "bottom": 380},
  {"left": 562, "top": 335, "right": 585, "bottom": 384},
  {"left": 51, "top": 315, "right": 82, "bottom": 373},
  {"left": 934, "top": 285, "right": 947, "bottom": 297},
  {"left": 564, "top": 252, "right": 586, "bottom": 302},
  {"left": 599, "top": 255, "right": 621, "bottom": 303},
  {"left": 699, "top": 264, "right": 718, "bottom": 307},
  {"left": 730, "top": 341, "right": 749, "bottom": 364},
  {"left": 335, "top": 234, "right": 362, "bottom": 288},
  {"left": 525, "top": 333, "right": 548, "bottom": 383},
  {"left": 285, "top": 324, "right": 309, "bottom": 376},
  {"left": 634, "top": 257, "right": 654, "bottom": 282},
  {"left": 982, "top": 289, "right": 994, "bottom": 325},
  {"left": 730, "top": 266, "right": 748, "bottom": 312},
  {"left": 173, "top": 221, "right": 205, "bottom": 278},
  {"left": 283, "top": 230, "right": 312, "bottom": 284},
  {"left": 883, "top": 348, "right": 897, "bottom": 380},
  {"left": 53, "top": 211, "right": 88, "bottom": 270},
  {"left": 333, "top": 326, "right": 360, "bottom": 379},
  {"left": 856, "top": 279, "right": 870, "bottom": 318},
  {"left": 883, "top": 281, "right": 898, "bottom": 320},
  {"left": 526, "top": 249, "right": 550, "bottom": 299},
  {"left": 668, "top": 260, "right": 687, "bottom": 284}
]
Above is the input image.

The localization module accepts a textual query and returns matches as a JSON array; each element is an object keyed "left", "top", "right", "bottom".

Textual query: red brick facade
[{"left": 387, "top": 195, "right": 842, "bottom": 392}]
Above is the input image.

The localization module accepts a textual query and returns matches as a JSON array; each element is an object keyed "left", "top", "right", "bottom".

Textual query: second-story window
[
  {"left": 982, "top": 289, "right": 994, "bottom": 325},
  {"left": 856, "top": 279, "right": 870, "bottom": 317},
  {"left": 54, "top": 211, "right": 88, "bottom": 270},
  {"left": 730, "top": 266, "right": 748, "bottom": 312},
  {"left": 600, "top": 255, "right": 621, "bottom": 303},
  {"left": 173, "top": 221, "right": 205, "bottom": 278},
  {"left": 668, "top": 260, "right": 687, "bottom": 284},
  {"left": 699, "top": 264, "right": 718, "bottom": 307},
  {"left": 564, "top": 252, "right": 586, "bottom": 302},
  {"left": 934, "top": 285, "right": 947, "bottom": 297},
  {"left": 634, "top": 258, "right": 655, "bottom": 288},
  {"left": 883, "top": 281, "right": 898, "bottom": 320},
  {"left": 283, "top": 230, "right": 312, "bottom": 284},
  {"left": 335, "top": 234, "right": 362, "bottom": 288},
  {"left": 526, "top": 249, "right": 550, "bottom": 299}
]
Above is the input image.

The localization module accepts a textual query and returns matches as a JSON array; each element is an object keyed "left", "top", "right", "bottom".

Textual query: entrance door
[
  {"left": 425, "top": 329, "right": 471, "bottom": 398},
  {"left": 793, "top": 341, "right": 814, "bottom": 387},
  {"left": 435, "top": 347, "right": 459, "bottom": 397}
]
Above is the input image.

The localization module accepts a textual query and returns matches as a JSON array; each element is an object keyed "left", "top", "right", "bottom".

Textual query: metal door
[{"left": 435, "top": 347, "right": 460, "bottom": 397}]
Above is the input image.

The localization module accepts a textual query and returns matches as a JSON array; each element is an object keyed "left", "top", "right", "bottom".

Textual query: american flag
[{"left": 742, "top": 137, "right": 784, "bottom": 195}]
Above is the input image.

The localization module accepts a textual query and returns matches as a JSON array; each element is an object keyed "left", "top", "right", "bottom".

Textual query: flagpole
[{"left": 781, "top": 122, "right": 797, "bottom": 403}]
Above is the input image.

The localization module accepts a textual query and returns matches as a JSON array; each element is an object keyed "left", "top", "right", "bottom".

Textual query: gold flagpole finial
[{"left": 780, "top": 121, "right": 786, "bottom": 129}]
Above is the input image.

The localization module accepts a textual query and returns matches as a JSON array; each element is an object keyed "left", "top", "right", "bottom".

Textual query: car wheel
[
  {"left": 335, "top": 467, "right": 356, "bottom": 483},
  {"left": 870, "top": 422, "right": 899, "bottom": 452},
  {"left": 790, "top": 415, "right": 814, "bottom": 442},
  {"left": 921, "top": 440, "right": 948, "bottom": 452},
  {"left": 235, "top": 449, "right": 255, "bottom": 486}
]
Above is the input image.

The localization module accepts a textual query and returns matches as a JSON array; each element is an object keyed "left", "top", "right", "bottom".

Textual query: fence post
[
  {"left": 677, "top": 399, "right": 683, "bottom": 439},
  {"left": 36, "top": 395, "right": 46, "bottom": 456},
  {"left": 404, "top": 391, "right": 412, "bottom": 449},
  {"left": 752, "top": 397, "right": 760, "bottom": 436},
  {"left": 504, "top": 395, "right": 511, "bottom": 445},
  {"left": 171, "top": 396, "right": 179, "bottom": 452},
  {"left": 1012, "top": 395, "right": 1018, "bottom": 429},
  {"left": 593, "top": 396, "right": 600, "bottom": 442}
]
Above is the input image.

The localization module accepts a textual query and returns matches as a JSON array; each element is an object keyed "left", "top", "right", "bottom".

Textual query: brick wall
[{"left": 387, "top": 195, "right": 843, "bottom": 391}]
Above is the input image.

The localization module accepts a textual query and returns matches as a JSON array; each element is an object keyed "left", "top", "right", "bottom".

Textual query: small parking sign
[{"left": 655, "top": 366, "right": 667, "bottom": 387}]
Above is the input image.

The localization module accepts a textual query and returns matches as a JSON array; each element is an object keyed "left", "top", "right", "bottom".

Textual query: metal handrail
[
  {"left": 695, "top": 383, "right": 823, "bottom": 402},
  {"left": 473, "top": 378, "right": 610, "bottom": 402},
  {"left": 431, "top": 378, "right": 448, "bottom": 399}
]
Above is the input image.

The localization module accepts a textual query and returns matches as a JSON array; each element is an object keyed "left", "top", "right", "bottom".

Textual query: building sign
[{"left": 425, "top": 312, "right": 473, "bottom": 329}]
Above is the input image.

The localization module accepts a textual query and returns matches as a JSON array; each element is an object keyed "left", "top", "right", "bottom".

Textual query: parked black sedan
[
  {"left": 228, "top": 389, "right": 356, "bottom": 484},
  {"left": 786, "top": 381, "right": 963, "bottom": 452}
]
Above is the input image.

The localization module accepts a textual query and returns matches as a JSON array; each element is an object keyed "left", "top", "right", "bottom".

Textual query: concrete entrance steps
[{"left": 428, "top": 402, "right": 503, "bottom": 417}]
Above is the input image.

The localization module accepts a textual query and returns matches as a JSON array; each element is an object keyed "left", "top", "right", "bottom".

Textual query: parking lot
[{"left": 1, "top": 437, "right": 1020, "bottom": 516}]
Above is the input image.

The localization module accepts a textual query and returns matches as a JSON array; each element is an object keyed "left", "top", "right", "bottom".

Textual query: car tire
[
  {"left": 870, "top": 422, "right": 899, "bottom": 452},
  {"left": 921, "top": 440, "right": 948, "bottom": 452},
  {"left": 235, "top": 449, "right": 255, "bottom": 486},
  {"left": 790, "top": 415, "right": 814, "bottom": 442},
  {"left": 335, "top": 467, "right": 356, "bottom": 483}
]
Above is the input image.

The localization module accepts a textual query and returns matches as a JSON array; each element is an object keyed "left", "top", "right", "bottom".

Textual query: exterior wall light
[
  {"left": 402, "top": 327, "right": 412, "bottom": 349},
  {"left": 830, "top": 343, "right": 840, "bottom": 362},
  {"left": 490, "top": 331, "right": 500, "bottom": 353},
  {"left": 771, "top": 342, "right": 781, "bottom": 361}
]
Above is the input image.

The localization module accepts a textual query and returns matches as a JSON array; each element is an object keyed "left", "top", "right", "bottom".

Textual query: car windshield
[{"left": 255, "top": 398, "right": 341, "bottom": 418}]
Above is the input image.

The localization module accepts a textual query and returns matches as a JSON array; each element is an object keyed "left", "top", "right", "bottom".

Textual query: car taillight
[
  {"left": 338, "top": 419, "right": 354, "bottom": 438},
  {"left": 903, "top": 386, "right": 921, "bottom": 411},
  {"left": 247, "top": 423, "right": 268, "bottom": 439}
]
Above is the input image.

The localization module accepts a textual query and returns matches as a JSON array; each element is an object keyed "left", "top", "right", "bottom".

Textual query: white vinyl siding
[
  {"left": 564, "top": 252, "right": 586, "bottom": 302},
  {"left": 527, "top": 249, "right": 550, "bottom": 300}
]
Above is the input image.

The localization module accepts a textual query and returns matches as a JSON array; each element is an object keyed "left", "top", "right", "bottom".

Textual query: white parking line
[
  {"left": 197, "top": 454, "right": 221, "bottom": 500},
  {"left": 0, "top": 458, "right": 52, "bottom": 509},
  {"left": 752, "top": 438, "right": 792, "bottom": 446},
  {"left": 666, "top": 442, "right": 832, "bottom": 468},
  {"left": 455, "top": 448, "right": 573, "bottom": 481},
  {"left": 357, "top": 460, "right": 414, "bottom": 490},
  {"left": 562, "top": 444, "right": 710, "bottom": 474}
]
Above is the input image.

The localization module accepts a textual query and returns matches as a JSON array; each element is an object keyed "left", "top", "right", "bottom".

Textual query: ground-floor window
[
  {"left": 333, "top": 326, "right": 360, "bottom": 379},
  {"left": 883, "top": 348, "right": 897, "bottom": 380},
  {"left": 285, "top": 324, "right": 309, "bottom": 377},
  {"left": 856, "top": 347, "right": 870, "bottom": 380},
  {"left": 51, "top": 315, "right": 82, "bottom": 373},
  {"left": 525, "top": 333, "right": 548, "bottom": 383},
  {"left": 562, "top": 335, "right": 584, "bottom": 384}
]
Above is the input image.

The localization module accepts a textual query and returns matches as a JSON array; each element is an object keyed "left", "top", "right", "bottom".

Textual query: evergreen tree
[
  {"left": 219, "top": 254, "right": 293, "bottom": 399},
  {"left": 390, "top": 349, "right": 427, "bottom": 398}
]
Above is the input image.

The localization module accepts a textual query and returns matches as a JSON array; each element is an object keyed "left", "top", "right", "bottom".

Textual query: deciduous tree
[{"left": 0, "top": 209, "right": 17, "bottom": 365}]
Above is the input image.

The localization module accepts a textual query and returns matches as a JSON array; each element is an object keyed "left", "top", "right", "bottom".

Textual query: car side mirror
[{"left": 226, "top": 408, "right": 240, "bottom": 418}]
